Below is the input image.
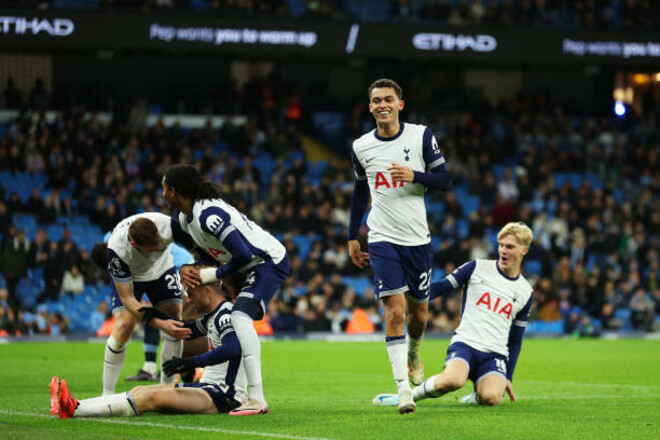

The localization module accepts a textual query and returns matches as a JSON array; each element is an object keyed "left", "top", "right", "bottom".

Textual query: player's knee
[
  {"left": 385, "top": 306, "right": 405, "bottom": 325},
  {"left": 442, "top": 375, "right": 466, "bottom": 391},
  {"left": 478, "top": 392, "right": 503, "bottom": 406},
  {"left": 113, "top": 321, "right": 133, "bottom": 341}
]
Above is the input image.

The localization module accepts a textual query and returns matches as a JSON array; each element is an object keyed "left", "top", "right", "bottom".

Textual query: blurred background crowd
[
  {"left": 1, "top": 75, "right": 658, "bottom": 338},
  {"left": 0, "top": 0, "right": 658, "bottom": 338}
]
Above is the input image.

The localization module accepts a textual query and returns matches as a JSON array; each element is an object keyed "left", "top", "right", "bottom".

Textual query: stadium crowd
[
  {"left": 0, "top": 76, "right": 659, "bottom": 338},
  {"left": 5, "top": 0, "right": 658, "bottom": 29}
]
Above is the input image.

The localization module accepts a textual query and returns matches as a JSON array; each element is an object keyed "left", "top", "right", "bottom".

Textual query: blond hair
[{"left": 497, "top": 222, "right": 533, "bottom": 247}]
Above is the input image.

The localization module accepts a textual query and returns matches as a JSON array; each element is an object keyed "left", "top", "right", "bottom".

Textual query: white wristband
[{"left": 199, "top": 268, "right": 219, "bottom": 284}]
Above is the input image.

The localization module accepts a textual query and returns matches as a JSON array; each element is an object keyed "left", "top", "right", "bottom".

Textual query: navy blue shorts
[
  {"left": 444, "top": 342, "right": 508, "bottom": 385},
  {"left": 368, "top": 242, "right": 433, "bottom": 303},
  {"left": 110, "top": 266, "right": 183, "bottom": 313},
  {"left": 233, "top": 255, "right": 289, "bottom": 320},
  {"left": 177, "top": 382, "right": 241, "bottom": 413}
]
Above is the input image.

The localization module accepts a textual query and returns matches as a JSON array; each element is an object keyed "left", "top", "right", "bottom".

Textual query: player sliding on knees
[
  {"left": 160, "top": 164, "right": 289, "bottom": 416},
  {"left": 348, "top": 79, "right": 451, "bottom": 414},
  {"left": 50, "top": 279, "right": 246, "bottom": 418},
  {"left": 373, "top": 222, "right": 534, "bottom": 408}
]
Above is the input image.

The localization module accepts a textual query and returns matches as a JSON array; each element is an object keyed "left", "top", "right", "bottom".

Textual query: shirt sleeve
[
  {"left": 348, "top": 144, "right": 370, "bottom": 240},
  {"left": 430, "top": 260, "right": 476, "bottom": 300},
  {"left": 212, "top": 230, "right": 254, "bottom": 279},
  {"left": 348, "top": 179, "right": 370, "bottom": 240},
  {"left": 193, "top": 330, "right": 241, "bottom": 368},
  {"left": 199, "top": 207, "right": 235, "bottom": 242},
  {"left": 421, "top": 127, "right": 446, "bottom": 171},
  {"left": 350, "top": 145, "right": 366, "bottom": 180},
  {"left": 183, "top": 315, "right": 210, "bottom": 340},
  {"left": 412, "top": 127, "right": 451, "bottom": 191},
  {"left": 106, "top": 248, "right": 132, "bottom": 283},
  {"left": 170, "top": 217, "right": 196, "bottom": 249},
  {"left": 506, "top": 292, "right": 534, "bottom": 381}
]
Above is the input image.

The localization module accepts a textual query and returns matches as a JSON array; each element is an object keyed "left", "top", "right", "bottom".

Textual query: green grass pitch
[{"left": 0, "top": 338, "right": 658, "bottom": 440}]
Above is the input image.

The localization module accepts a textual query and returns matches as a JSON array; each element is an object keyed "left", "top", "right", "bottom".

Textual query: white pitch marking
[
  {"left": 519, "top": 381, "right": 660, "bottom": 390},
  {"left": 0, "top": 410, "right": 332, "bottom": 440}
]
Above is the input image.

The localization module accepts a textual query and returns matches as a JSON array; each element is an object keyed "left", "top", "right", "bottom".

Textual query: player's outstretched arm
[{"left": 163, "top": 329, "right": 241, "bottom": 376}]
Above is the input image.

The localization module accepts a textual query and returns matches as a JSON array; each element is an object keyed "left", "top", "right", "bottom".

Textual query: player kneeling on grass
[
  {"left": 50, "top": 277, "right": 247, "bottom": 418},
  {"left": 373, "top": 222, "right": 534, "bottom": 407}
]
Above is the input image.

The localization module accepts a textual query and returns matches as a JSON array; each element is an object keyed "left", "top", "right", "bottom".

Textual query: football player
[
  {"left": 373, "top": 222, "right": 534, "bottom": 407},
  {"left": 51, "top": 279, "right": 246, "bottom": 418},
  {"left": 348, "top": 78, "right": 451, "bottom": 413}
]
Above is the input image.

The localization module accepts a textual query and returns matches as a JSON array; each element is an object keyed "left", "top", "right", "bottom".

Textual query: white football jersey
[
  {"left": 351, "top": 122, "right": 446, "bottom": 246},
  {"left": 179, "top": 198, "right": 286, "bottom": 269},
  {"left": 107, "top": 212, "right": 176, "bottom": 283},
  {"left": 192, "top": 300, "right": 247, "bottom": 401},
  {"left": 449, "top": 260, "right": 534, "bottom": 358}
]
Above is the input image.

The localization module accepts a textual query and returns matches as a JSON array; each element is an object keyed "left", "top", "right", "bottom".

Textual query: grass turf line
[{"left": 0, "top": 339, "right": 658, "bottom": 440}]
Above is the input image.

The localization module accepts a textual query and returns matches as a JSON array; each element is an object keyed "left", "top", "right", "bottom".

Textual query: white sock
[
  {"left": 143, "top": 361, "right": 157, "bottom": 376},
  {"left": 74, "top": 391, "right": 138, "bottom": 417},
  {"left": 412, "top": 375, "right": 441, "bottom": 401},
  {"left": 386, "top": 336, "right": 410, "bottom": 393},
  {"left": 231, "top": 312, "right": 265, "bottom": 403},
  {"left": 103, "top": 335, "right": 127, "bottom": 395},
  {"left": 160, "top": 334, "right": 183, "bottom": 384},
  {"left": 407, "top": 334, "right": 422, "bottom": 358}
]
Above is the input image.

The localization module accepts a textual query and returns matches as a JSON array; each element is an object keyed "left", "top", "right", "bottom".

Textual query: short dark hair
[
  {"left": 368, "top": 78, "right": 403, "bottom": 100},
  {"left": 91, "top": 242, "right": 109, "bottom": 270},
  {"left": 128, "top": 217, "right": 160, "bottom": 247}
]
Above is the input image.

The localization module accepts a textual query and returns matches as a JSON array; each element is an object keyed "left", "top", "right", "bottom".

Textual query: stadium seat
[
  {"left": 523, "top": 260, "right": 543, "bottom": 278},
  {"left": 462, "top": 195, "right": 481, "bottom": 216},
  {"left": 547, "top": 320, "right": 564, "bottom": 334},
  {"left": 614, "top": 308, "right": 632, "bottom": 331},
  {"left": 342, "top": 276, "right": 372, "bottom": 297},
  {"left": 456, "top": 219, "right": 469, "bottom": 239},
  {"left": 431, "top": 268, "right": 445, "bottom": 283}
]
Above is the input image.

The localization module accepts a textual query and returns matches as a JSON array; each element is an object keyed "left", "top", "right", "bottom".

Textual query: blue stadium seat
[
  {"left": 462, "top": 195, "right": 481, "bottom": 216},
  {"left": 523, "top": 260, "right": 543, "bottom": 278},
  {"left": 285, "top": 0, "right": 307, "bottom": 16},
  {"left": 342, "top": 276, "right": 372, "bottom": 297},
  {"left": 292, "top": 235, "right": 312, "bottom": 260},
  {"left": 546, "top": 320, "right": 564, "bottom": 334},
  {"left": 254, "top": 153, "right": 277, "bottom": 187},
  {"left": 614, "top": 308, "right": 632, "bottom": 331},
  {"left": 553, "top": 172, "right": 567, "bottom": 189},
  {"left": 427, "top": 201, "right": 445, "bottom": 222},
  {"left": 312, "top": 112, "right": 345, "bottom": 150},
  {"left": 46, "top": 224, "right": 64, "bottom": 241},
  {"left": 431, "top": 268, "right": 445, "bottom": 283},
  {"left": 456, "top": 219, "right": 469, "bottom": 239}
]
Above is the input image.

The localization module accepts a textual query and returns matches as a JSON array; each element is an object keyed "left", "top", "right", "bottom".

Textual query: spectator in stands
[
  {"left": 49, "top": 311, "right": 68, "bottom": 335},
  {"left": 629, "top": 287, "right": 654, "bottom": 331},
  {"left": 0, "top": 225, "right": 29, "bottom": 310},
  {"left": 1, "top": 77, "right": 22, "bottom": 109},
  {"left": 28, "top": 78, "right": 50, "bottom": 110},
  {"left": 61, "top": 265, "right": 85, "bottom": 297},
  {"left": 497, "top": 168, "right": 519, "bottom": 202},
  {"left": 24, "top": 188, "right": 44, "bottom": 214}
]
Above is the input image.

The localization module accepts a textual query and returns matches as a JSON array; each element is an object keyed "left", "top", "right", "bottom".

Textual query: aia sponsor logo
[
  {"left": 374, "top": 172, "right": 404, "bottom": 190},
  {"left": 475, "top": 292, "right": 512, "bottom": 319}
]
